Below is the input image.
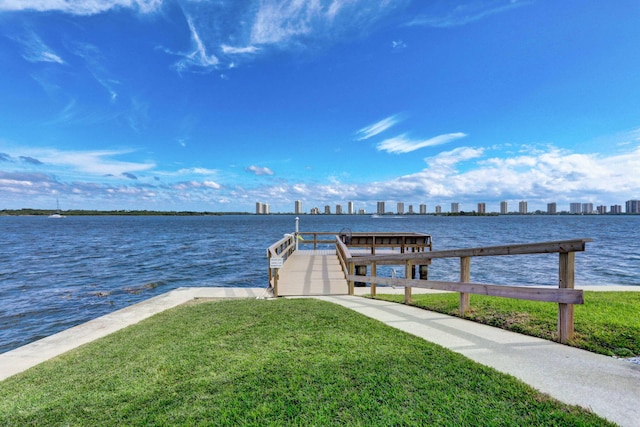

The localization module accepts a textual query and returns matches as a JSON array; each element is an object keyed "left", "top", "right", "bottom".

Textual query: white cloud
[
  {"left": 173, "top": 15, "right": 219, "bottom": 72},
  {"left": 202, "top": 180, "right": 221, "bottom": 189},
  {"left": 246, "top": 165, "right": 274, "bottom": 176},
  {"left": 377, "top": 132, "right": 467, "bottom": 154},
  {"left": 11, "top": 147, "right": 155, "bottom": 176},
  {"left": 406, "top": 0, "right": 531, "bottom": 28},
  {"left": 14, "top": 31, "right": 64, "bottom": 64},
  {"left": 158, "top": 1, "right": 406, "bottom": 73},
  {"left": 355, "top": 114, "right": 402, "bottom": 140},
  {"left": 0, "top": 0, "right": 162, "bottom": 15},
  {"left": 221, "top": 44, "right": 260, "bottom": 55}
]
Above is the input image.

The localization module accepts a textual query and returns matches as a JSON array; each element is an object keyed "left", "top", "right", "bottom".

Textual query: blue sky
[{"left": 1, "top": 0, "right": 639, "bottom": 213}]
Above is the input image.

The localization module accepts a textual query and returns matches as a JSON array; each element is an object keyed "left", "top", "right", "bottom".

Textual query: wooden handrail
[
  {"left": 267, "top": 234, "right": 297, "bottom": 297},
  {"left": 344, "top": 275, "right": 585, "bottom": 304},
  {"left": 340, "top": 237, "right": 592, "bottom": 344},
  {"left": 349, "top": 238, "right": 592, "bottom": 265}
]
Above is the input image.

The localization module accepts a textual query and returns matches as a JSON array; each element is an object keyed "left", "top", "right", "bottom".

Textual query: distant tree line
[{"left": 0, "top": 209, "right": 252, "bottom": 216}]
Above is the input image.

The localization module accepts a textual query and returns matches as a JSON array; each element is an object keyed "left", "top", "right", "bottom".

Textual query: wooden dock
[
  {"left": 268, "top": 229, "right": 592, "bottom": 344},
  {"left": 274, "top": 250, "right": 349, "bottom": 296}
]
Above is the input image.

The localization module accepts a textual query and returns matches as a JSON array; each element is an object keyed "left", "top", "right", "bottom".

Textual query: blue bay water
[{"left": 1, "top": 214, "right": 638, "bottom": 354}]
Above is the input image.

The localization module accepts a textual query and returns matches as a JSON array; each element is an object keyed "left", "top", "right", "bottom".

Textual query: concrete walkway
[{"left": 317, "top": 294, "right": 640, "bottom": 427}]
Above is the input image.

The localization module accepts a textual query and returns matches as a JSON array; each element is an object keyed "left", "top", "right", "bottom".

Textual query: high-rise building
[
  {"left": 419, "top": 204, "right": 427, "bottom": 214},
  {"left": 358, "top": 209, "right": 366, "bottom": 215},
  {"left": 256, "top": 202, "right": 269, "bottom": 214},
  {"left": 408, "top": 205, "right": 414, "bottom": 214},
  {"left": 310, "top": 207, "right": 319, "bottom": 214},
  {"left": 294, "top": 200, "right": 303, "bottom": 215},
  {"left": 597, "top": 205, "right": 607, "bottom": 214},
  {"left": 324, "top": 205, "right": 331, "bottom": 215},
  {"left": 569, "top": 203, "right": 582, "bottom": 214},
  {"left": 335, "top": 204, "right": 343, "bottom": 215},
  {"left": 582, "top": 203, "right": 593, "bottom": 214},
  {"left": 397, "top": 202, "right": 405, "bottom": 215},
  {"left": 477, "top": 202, "right": 486, "bottom": 214},
  {"left": 451, "top": 202, "right": 459, "bottom": 213},
  {"left": 348, "top": 201, "right": 354, "bottom": 215},
  {"left": 500, "top": 201, "right": 508, "bottom": 214},
  {"left": 435, "top": 205, "right": 442, "bottom": 214},
  {"left": 519, "top": 201, "right": 528, "bottom": 214},
  {"left": 626, "top": 200, "right": 640, "bottom": 213},
  {"left": 611, "top": 205, "right": 622, "bottom": 214},
  {"left": 377, "top": 201, "right": 385, "bottom": 215},
  {"left": 547, "top": 202, "right": 557, "bottom": 214}
]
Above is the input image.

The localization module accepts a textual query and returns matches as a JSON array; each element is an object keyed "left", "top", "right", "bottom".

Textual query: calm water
[{"left": 1, "top": 214, "right": 638, "bottom": 353}]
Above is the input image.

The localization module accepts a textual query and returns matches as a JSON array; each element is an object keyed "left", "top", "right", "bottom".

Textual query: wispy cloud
[
  {"left": 0, "top": 153, "right": 12, "bottom": 162},
  {"left": 169, "top": 0, "right": 405, "bottom": 73},
  {"left": 355, "top": 115, "right": 402, "bottom": 140},
  {"left": 173, "top": 15, "right": 219, "bottom": 73},
  {"left": 11, "top": 147, "right": 156, "bottom": 176},
  {"left": 377, "top": 132, "right": 467, "bottom": 154},
  {"left": 19, "top": 156, "right": 43, "bottom": 165},
  {"left": 246, "top": 165, "right": 274, "bottom": 176},
  {"left": 13, "top": 31, "right": 64, "bottom": 64},
  {"left": 221, "top": 45, "right": 260, "bottom": 55},
  {"left": 0, "top": 0, "right": 162, "bottom": 15},
  {"left": 68, "top": 42, "right": 120, "bottom": 102},
  {"left": 406, "top": 0, "right": 531, "bottom": 28}
]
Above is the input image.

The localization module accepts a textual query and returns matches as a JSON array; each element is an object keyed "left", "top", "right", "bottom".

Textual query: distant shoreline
[{"left": 1, "top": 209, "right": 638, "bottom": 217}]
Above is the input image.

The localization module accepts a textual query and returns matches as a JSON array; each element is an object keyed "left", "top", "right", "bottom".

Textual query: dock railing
[
  {"left": 267, "top": 233, "right": 297, "bottom": 297},
  {"left": 344, "top": 238, "right": 592, "bottom": 344}
]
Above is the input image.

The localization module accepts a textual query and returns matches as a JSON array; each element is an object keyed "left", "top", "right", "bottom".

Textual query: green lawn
[
  {"left": 0, "top": 299, "right": 611, "bottom": 426},
  {"left": 374, "top": 291, "right": 640, "bottom": 357}
]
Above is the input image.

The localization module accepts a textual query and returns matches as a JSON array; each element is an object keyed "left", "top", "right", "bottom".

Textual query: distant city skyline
[{"left": 282, "top": 199, "right": 640, "bottom": 215}]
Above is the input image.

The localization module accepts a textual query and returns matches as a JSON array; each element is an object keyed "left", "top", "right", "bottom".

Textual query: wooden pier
[
  {"left": 274, "top": 250, "right": 348, "bottom": 296},
  {"left": 268, "top": 229, "right": 592, "bottom": 344}
]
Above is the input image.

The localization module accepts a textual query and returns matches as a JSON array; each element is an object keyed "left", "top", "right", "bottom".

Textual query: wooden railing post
[
  {"left": 273, "top": 269, "right": 279, "bottom": 298},
  {"left": 348, "top": 261, "right": 355, "bottom": 295},
  {"left": 460, "top": 256, "right": 471, "bottom": 315},
  {"left": 558, "top": 252, "right": 575, "bottom": 343},
  {"left": 268, "top": 251, "right": 273, "bottom": 285},
  {"left": 370, "top": 262, "right": 377, "bottom": 297},
  {"left": 404, "top": 260, "right": 413, "bottom": 304}
]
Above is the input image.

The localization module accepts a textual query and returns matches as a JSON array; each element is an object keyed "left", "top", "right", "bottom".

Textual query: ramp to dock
[{"left": 276, "top": 250, "right": 348, "bottom": 296}]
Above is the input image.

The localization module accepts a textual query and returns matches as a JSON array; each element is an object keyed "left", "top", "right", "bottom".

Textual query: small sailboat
[{"left": 49, "top": 199, "right": 65, "bottom": 218}]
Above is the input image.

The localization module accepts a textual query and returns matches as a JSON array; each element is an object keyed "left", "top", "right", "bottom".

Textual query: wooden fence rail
[
  {"left": 341, "top": 238, "right": 592, "bottom": 344},
  {"left": 267, "top": 234, "right": 297, "bottom": 297}
]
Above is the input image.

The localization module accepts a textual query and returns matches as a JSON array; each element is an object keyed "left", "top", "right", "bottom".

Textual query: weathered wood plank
[
  {"left": 460, "top": 257, "right": 471, "bottom": 314},
  {"left": 405, "top": 260, "right": 413, "bottom": 304},
  {"left": 558, "top": 252, "right": 576, "bottom": 343},
  {"left": 349, "top": 238, "right": 593, "bottom": 265},
  {"left": 345, "top": 275, "right": 584, "bottom": 304}
]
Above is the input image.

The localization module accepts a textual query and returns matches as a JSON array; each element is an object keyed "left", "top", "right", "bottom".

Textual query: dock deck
[{"left": 275, "top": 250, "right": 349, "bottom": 296}]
